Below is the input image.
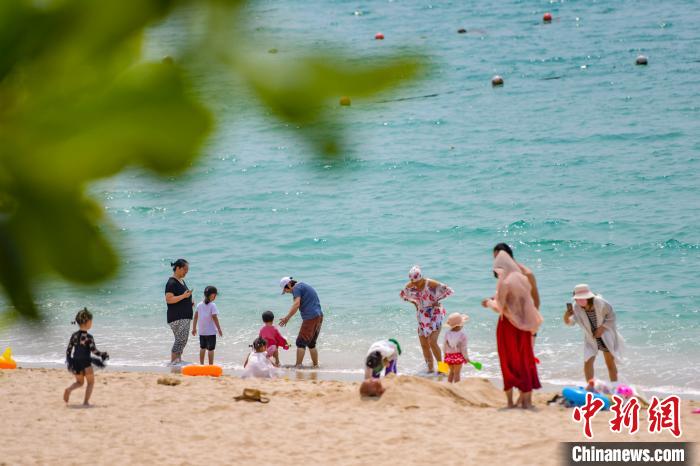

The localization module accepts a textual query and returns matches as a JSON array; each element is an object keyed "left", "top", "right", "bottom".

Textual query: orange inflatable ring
[
  {"left": 182, "top": 365, "right": 222, "bottom": 377},
  {"left": 0, "top": 347, "right": 16, "bottom": 369}
]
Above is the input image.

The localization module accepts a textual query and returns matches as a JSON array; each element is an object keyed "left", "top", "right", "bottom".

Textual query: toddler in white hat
[{"left": 443, "top": 313, "right": 470, "bottom": 383}]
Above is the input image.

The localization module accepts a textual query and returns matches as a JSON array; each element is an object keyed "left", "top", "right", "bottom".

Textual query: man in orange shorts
[{"left": 279, "top": 277, "right": 324, "bottom": 368}]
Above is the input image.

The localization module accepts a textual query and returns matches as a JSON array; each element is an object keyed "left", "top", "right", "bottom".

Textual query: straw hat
[
  {"left": 445, "top": 312, "right": 469, "bottom": 329},
  {"left": 573, "top": 284, "right": 595, "bottom": 300}
]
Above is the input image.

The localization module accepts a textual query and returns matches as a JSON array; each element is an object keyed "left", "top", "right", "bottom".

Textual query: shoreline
[
  {"left": 1, "top": 368, "right": 697, "bottom": 465},
  {"left": 12, "top": 360, "right": 700, "bottom": 401}
]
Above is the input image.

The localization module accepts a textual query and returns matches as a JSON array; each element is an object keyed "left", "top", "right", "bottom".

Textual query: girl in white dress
[{"left": 242, "top": 337, "right": 277, "bottom": 379}]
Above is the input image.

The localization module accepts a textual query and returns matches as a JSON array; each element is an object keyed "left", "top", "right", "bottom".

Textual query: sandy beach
[{"left": 1, "top": 368, "right": 696, "bottom": 466}]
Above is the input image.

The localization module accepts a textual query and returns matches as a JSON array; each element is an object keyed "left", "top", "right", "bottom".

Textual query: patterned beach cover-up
[{"left": 400, "top": 281, "right": 454, "bottom": 337}]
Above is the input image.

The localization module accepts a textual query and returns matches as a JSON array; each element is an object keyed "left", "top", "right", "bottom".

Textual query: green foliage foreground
[{"left": 0, "top": 0, "right": 422, "bottom": 321}]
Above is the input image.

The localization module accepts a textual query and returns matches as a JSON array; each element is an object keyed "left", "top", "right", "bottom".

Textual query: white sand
[{"left": 0, "top": 368, "right": 697, "bottom": 465}]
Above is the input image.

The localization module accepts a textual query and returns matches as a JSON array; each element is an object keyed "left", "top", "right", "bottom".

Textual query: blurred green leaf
[
  {"left": 0, "top": 0, "right": 173, "bottom": 81},
  {"left": 235, "top": 54, "right": 423, "bottom": 155},
  {"left": 9, "top": 195, "right": 118, "bottom": 283},
  {"left": 0, "top": 0, "right": 212, "bottom": 320},
  {"left": 0, "top": 221, "right": 38, "bottom": 320},
  {"left": 5, "top": 62, "right": 211, "bottom": 189},
  {"left": 0, "top": 0, "right": 423, "bottom": 321},
  {"left": 239, "top": 54, "right": 422, "bottom": 122}
]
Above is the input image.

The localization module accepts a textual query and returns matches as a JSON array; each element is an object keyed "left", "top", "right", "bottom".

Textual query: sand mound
[{"left": 370, "top": 376, "right": 504, "bottom": 408}]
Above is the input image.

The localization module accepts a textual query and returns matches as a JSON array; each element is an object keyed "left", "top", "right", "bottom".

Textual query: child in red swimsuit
[
  {"left": 443, "top": 313, "right": 470, "bottom": 383},
  {"left": 259, "top": 311, "right": 288, "bottom": 366}
]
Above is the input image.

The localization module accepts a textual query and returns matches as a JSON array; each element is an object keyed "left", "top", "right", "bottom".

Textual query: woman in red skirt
[{"left": 482, "top": 251, "right": 543, "bottom": 408}]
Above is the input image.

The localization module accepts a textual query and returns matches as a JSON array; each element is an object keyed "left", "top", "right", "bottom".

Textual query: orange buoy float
[
  {"left": 182, "top": 364, "right": 223, "bottom": 377},
  {"left": 339, "top": 96, "right": 351, "bottom": 106},
  {"left": 0, "top": 347, "right": 17, "bottom": 369},
  {"left": 374, "top": 32, "right": 384, "bottom": 40},
  {"left": 543, "top": 12, "right": 552, "bottom": 23},
  {"left": 491, "top": 75, "right": 504, "bottom": 87}
]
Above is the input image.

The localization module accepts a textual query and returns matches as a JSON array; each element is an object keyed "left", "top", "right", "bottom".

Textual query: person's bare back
[{"left": 518, "top": 263, "right": 540, "bottom": 310}]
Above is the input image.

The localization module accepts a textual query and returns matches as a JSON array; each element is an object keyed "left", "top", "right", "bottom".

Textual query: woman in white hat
[
  {"left": 563, "top": 284, "right": 624, "bottom": 384},
  {"left": 400, "top": 265, "right": 453, "bottom": 373}
]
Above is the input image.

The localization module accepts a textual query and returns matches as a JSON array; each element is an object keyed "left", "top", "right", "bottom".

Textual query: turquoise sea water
[{"left": 2, "top": 1, "right": 699, "bottom": 395}]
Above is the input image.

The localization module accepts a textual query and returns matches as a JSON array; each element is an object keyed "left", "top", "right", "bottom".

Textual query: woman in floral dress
[{"left": 400, "top": 265, "right": 454, "bottom": 373}]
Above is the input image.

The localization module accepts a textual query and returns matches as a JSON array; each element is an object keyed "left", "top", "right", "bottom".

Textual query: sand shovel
[{"left": 438, "top": 360, "right": 482, "bottom": 374}]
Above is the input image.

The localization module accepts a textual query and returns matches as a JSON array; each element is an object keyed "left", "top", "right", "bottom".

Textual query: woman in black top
[{"left": 165, "top": 258, "right": 193, "bottom": 364}]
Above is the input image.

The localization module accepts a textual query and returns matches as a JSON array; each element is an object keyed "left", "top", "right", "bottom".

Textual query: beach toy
[
  {"left": 374, "top": 32, "right": 384, "bottom": 40},
  {"left": 692, "top": 408, "right": 700, "bottom": 415},
  {"left": 339, "top": 96, "right": 351, "bottom": 106},
  {"left": 491, "top": 75, "right": 504, "bottom": 87},
  {"left": 636, "top": 55, "right": 648, "bottom": 65},
  {"left": 0, "top": 347, "right": 17, "bottom": 370},
  {"left": 388, "top": 338, "right": 402, "bottom": 355},
  {"left": 543, "top": 12, "right": 552, "bottom": 23},
  {"left": 182, "top": 364, "right": 222, "bottom": 377},
  {"left": 359, "top": 379, "right": 385, "bottom": 398},
  {"left": 615, "top": 384, "right": 634, "bottom": 398},
  {"left": 438, "top": 360, "right": 482, "bottom": 373},
  {"left": 613, "top": 384, "right": 648, "bottom": 407},
  {"left": 562, "top": 386, "right": 611, "bottom": 410}
]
